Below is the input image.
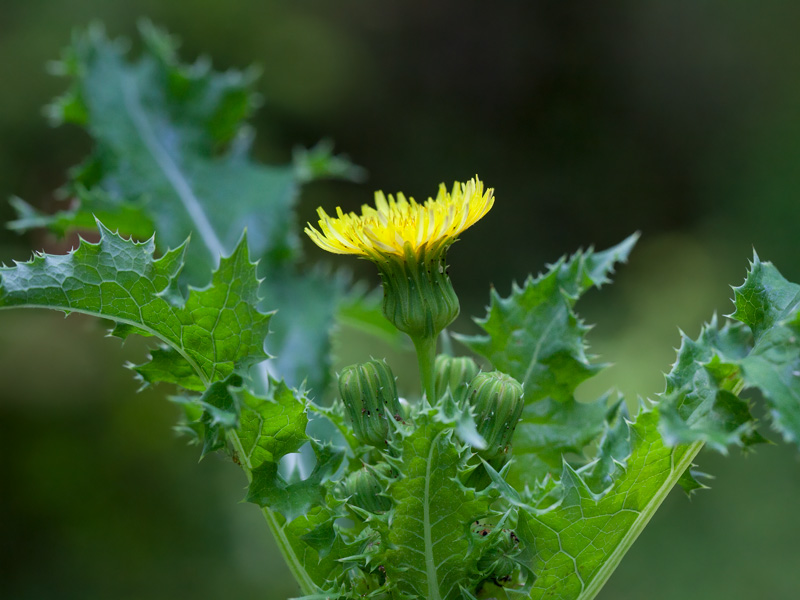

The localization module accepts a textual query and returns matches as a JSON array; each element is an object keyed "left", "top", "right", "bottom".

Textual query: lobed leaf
[
  {"left": 0, "top": 221, "right": 269, "bottom": 390},
  {"left": 523, "top": 410, "right": 702, "bottom": 600},
  {"left": 458, "top": 234, "right": 638, "bottom": 484},
  {"left": 383, "top": 411, "right": 491, "bottom": 600},
  {"left": 521, "top": 252, "right": 800, "bottom": 600},
  {"left": 659, "top": 254, "right": 800, "bottom": 449},
  {"left": 10, "top": 21, "right": 364, "bottom": 399}
]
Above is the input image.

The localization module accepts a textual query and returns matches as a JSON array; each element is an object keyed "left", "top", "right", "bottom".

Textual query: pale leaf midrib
[
  {"left": 424, "top": 430, "right": 444, "bottom": 600},
  {"left": 573, "top": 440, "right": 704, "bottom": 600},
  {"left": 120, "top": 71, "right": 225, "bottom": 260}
]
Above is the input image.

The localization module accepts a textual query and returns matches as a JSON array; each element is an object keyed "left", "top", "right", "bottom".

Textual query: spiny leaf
[
  {"left": 523, "top": 410, "right": 703, "bottom": 600},
  {"left": 522, "top": 253, "right": 800, "bottom": 600},
  {"left": 11, "top": 21, "right": 365, "bottom": 402},
  {"left": 730, "top": 251, "right": 800, "bottom": 336},
  {"left": 733, "top": 255, "right": 800, "bottom": 445},
  {"left": 459, "top": 233, "right": 637, "bottom": 399},
  {"left": 0, "top": 221, "right": 270, "bottom": 390},
  {"left": 19, "top": 20, "right": 298, "bottom": 284},
  {"left": 658, "top": 318, "right": 762, "bottom": 453},
  {"left": 246, "top": 441, "right": 346, "bottom": 522},
  {"left": 659, "top": 254, "right": 800, "bottom": 449},
  {"left": 285, "top": 504, "right": 359, "bottom": 587},
  {"left": 457, "top": 234, "right": 637, "bottom": 484},
  {"left": 676, "top": 465, "right": 712, "bottom": 497},
  {"left": 237, "top": 378, "right": 309, "bottom": 468},
  {"left": 383, "top": 411, "right": 491, "bottom": 600}
]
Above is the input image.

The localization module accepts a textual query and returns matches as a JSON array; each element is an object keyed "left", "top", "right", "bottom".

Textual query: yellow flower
[
  {"left": 306, "top": 176, "right": 494, "bottom": 356},
  {"left": 304, "top": 176, "right": 494, "bottom": 260}
]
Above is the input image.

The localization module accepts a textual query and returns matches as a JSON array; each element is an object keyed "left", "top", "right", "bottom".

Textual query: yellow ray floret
[{"left": 305, "top": 176, "right": 494, "bottom": 258}]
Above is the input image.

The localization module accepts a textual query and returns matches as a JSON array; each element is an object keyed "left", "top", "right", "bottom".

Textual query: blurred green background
[{"left": 1, "top": 1, "right": 799, "bottom": 598}]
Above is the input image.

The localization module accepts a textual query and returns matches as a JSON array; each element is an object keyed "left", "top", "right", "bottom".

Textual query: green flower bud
[
  {"left": 375, "top": 244, "right": 459, "bottom": 341},
  {"left": 339, "top": 467, "right": 392, "bottom": 514},
  {"left": 466, "top": 371, "right": 524, "bottom": 459},
  {"left": 477, "top": 529, "right": 520, "bottom": 582},
  {"left": 434, "top": 354, "right": 480, "bottom": 403},
  {"left": 338, "top": 359, "right": 402, "bottom": 446}
]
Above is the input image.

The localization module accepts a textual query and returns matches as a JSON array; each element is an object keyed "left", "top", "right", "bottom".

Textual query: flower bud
[
  {"left": 466, "top": 371, "right": 524, "bottom": 459},
  {"left": 338, "top": 359, "right": 402, "bottom": 446},
  {"left": 477, "top": 530, "right": 519, "bottom": 582},
  {"left": 376, "top": 244, "right": 459, "bottom": 341},
  {"left": 339, "top": 467, "right": 392, "bottom": 514},
  {"left": 434, "top": 354, "right": 479, "bottom": 403}
]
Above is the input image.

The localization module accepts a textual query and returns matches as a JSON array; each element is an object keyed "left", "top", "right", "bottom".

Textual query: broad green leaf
[
  {"left": 457, "top": 234, "right": 638, "bottom": 484},
  {"left": 0, "top": 221, "right": 269, "bottom": 390},
  {"left": 237, "top": 378, "right": 309, "bottom": 467},
  {"left": 523, "top": 410, "right": 703, "bottom": 600},
  {"left": 194, "top": 374, "right": 310, "bottom": 465},
  {"left": 384, "top": 411, "right": 490, "bottom": 600},
  {"left": 259, "top": 268, "right": 346, "bottom": 395}
]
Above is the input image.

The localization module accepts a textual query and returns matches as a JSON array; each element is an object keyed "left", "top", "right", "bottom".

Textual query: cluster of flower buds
[
  {"left": 466, "top": 371, "right": 524, "bottom": 459},
  {"left": 338, "top": 359, "right": 402, "bottom": 447},
  {"left": 434, "top": 354, "right": 479, "bottom": 403},
  {"left": 338, "top": 466, "right": 392, "bottom": 514}
]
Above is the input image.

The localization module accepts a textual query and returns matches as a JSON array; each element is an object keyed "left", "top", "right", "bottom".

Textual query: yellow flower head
[{"left": 304, "top": 176, "right": 494, "bottom": 260}]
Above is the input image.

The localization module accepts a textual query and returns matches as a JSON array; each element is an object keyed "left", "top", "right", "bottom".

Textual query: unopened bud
[
  {"left": 434, "top": 354, "right": 479, "bottom": 403},
  {"left": 338, "top": 359, "right": 402, "bottom": 446},
  {"left": 477, "top": 529, "right": 520, "bottom": 582},
  {"left": 466, "top": 371, "right": 524, "bottom": 459},
  {"left": 376, "top": 244, "right": 460, "bottom": 341},
  {"left": 339, "top": 467, "right": 392, "bottom": 514}
]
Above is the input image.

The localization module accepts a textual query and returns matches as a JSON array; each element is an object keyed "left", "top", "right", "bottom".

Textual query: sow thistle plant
[{"left": 4, "top": 22, "right": 800, "bottom": 600}]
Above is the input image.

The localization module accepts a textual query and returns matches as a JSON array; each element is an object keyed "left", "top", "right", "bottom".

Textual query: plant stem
[
  {"left": 413, "top": 334, "right": 437, "bottom": 403},
  {"left": 228, "top": 430, "right": 317, "bottom": 596}
]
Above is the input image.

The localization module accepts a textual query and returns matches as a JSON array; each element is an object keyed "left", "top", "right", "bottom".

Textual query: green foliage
[
  {"left": 456, "top": 239, "right": 800, "bottom": 599},
  {"left": 458, "top": 234, "right": 638, "bottom": 485},
  {"left": 659, "top": 253, "right": 800, "bottom": 450},
  {"left": 0, "top": 222, "right": 268, "bottom": 389},
  {"left": 383, "top": 411, "right": 491, "bottom": 600},
  {"left": 10, "top": 20, "right": 363, "bottom": 397},
  {"left": 5, "top": 19, "right": 800, "bottom": 600},
  {"left": 520, "top": 411, "right": 702, "bottom": 600}
]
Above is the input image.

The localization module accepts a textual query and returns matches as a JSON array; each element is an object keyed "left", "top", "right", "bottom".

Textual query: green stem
[
  {"left": 577, "top": 440, "right": 705, "bottom": 600},
  {"left": 228, "top": 430, "right": 317, "bottom": 596},
  {"left": 413, "top": 335, "right": 438, "bottom": 403}
]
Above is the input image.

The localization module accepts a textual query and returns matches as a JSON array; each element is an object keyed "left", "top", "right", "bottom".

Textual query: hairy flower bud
[
  {"left": 338, "top": 359, "right": 402, "bottom": 446},
  {"left": 466, "top": 371, "right": 524, "bottom": 459},
  {"left": 434, "top": 354, "right": 480, "bottom": 403},
  {"left": 339, "top": 467, "right": 391, "bottom": 514}
]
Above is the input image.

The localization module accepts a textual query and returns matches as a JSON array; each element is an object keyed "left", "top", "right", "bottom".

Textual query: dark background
[{"left": 1, "top": 2, "right": 799, "bottom": 598}]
